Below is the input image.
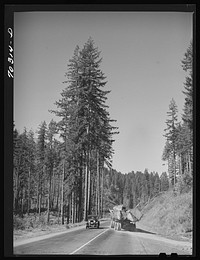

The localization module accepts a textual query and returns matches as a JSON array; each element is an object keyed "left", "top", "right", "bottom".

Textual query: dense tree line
[
  {"left": 162, "top": 41, "right": 193, "bottom": 193},
  {"left": 13, "top": 124, "right": 169, "bottom": 218},
  {"left": 103, "top": 169, "right": 169, "bottom": 211}
]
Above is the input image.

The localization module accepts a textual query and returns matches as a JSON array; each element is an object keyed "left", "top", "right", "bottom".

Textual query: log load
[{"left": 109, "top": 205, "right": 142, "bottom": 231}]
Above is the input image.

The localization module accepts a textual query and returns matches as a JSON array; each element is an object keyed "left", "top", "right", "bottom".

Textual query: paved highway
[{"left": 14, "top": 220, "right": 192, "bottom": 255}]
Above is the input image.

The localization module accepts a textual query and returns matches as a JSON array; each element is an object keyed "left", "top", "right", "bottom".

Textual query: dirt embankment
[{"left": 138, "top": 190, "right": 193, "bottom": 243}]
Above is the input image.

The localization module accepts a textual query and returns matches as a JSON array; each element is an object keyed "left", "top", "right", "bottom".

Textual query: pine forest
[{"left": 13, "top": 38, "right": 193, "bottom": 228}]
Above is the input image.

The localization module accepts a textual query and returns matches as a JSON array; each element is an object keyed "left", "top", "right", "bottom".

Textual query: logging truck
[{"left": 109, "top": 205, "right": 142, "bottom": 231}]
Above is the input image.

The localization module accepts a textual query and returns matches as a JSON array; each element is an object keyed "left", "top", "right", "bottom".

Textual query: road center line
[{"left": 69, "top": 228, "right": 109, "bottom": 255}]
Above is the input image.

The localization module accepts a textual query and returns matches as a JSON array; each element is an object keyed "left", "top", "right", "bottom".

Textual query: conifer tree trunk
[
  {"left": 76, "top": 199, "right": 79, "bottom": 223},
  {"left": 186, "top": 152, "right": 189, "bottom": 174},
  {"left": 71, "top": 191, "right": 74, "bottom": 224},
  {"left": 60, "top": 162, "right": 65, "bottom": 225},
  {"left": 90, "top": 174, "right": 93, "bottom": 214},
  {"left": 36, "top": 181, "right": 39, "bottom": 213},
  {"left": 87, "top": 151, "right": 91, "bottom": 215},
  {"left": 47, "top": 180, "right": 50, "bottom": 224},
  {"left": 101, "top": 165, "right": 104, "bottom": 218},
  {"left": 78, "top": 161, "right": 82, "bottom": 222},
  {"left": 13, "top": 168, "right": 16, "bottom": 211},
  {"left": 14, "top": 168, "right": 19, "bottom": 213},
  {"left": 173, "top": 150, "right": 176, "bottom": 188},
  {"left": 68, "top": 194, "right": 71, "bottom": 223},
  {"left": 188, "top": 150, "right": 192, "bottom": 176},
  {"left": 40, "top": 171, "right": 44, "bottom": 214},
  {"left": 96, "top": 150, "right": 99, "bottom": 216},
  {"left": 38, "top": 172, "right": 42, "bottom": 216},
  {"left": 71, "top": 193, "right": 73, "bottom": 223},
  {"left": 66, "top": 199, "right": 69, "bottom": 224},
  {"left": 27, "top": 167, "right": 31, "bottom": 214},
  {"left": 98, "top": 159, "right": 101, "bottom": 217},
  {"left": 74, "top": 193, "right": 76, "bottom": 224},
  {"left": 21, "top": 187, "right": 25, "bottom": 217},
  {"left": 47, "top": 168, "right": 52, "bottom": 224},
  {"left": 57, "top": 173, "right": 60, "bottom": 223},
  {"left": 95, "top": 178, "right": 98, "bottom": 215},
  {"left": 168, "top": 154, "right": 174, "bottom": 189},
  {"left": 179, "top": 154, "right": 182, "bottom": 175},
  {"left": 38, "top": 194, "right": 41, "bottom": 215},
  {"left": 74, "top": 192, "right": 77, "bottom": 223},
  {"left": 51, "top": 168, "right": 55, "bottom": 209},
  {"left": 38, "top": 167, "right": 44, "bottom": 215},
  {"left": 84, "top": 151, "right": 88, "bottom": 221},
  {"left": 56, "top": 184, "right": 59, "bottom": 212}
]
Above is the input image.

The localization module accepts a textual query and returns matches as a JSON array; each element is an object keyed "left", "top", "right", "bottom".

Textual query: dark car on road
[{"left": 86, "top": 215, "right": 100, "bottom": 229}]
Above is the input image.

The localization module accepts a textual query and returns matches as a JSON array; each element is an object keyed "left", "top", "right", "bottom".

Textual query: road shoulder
[
  {"left": 14, "top": 224, "right": 86, "bottom": 247},
  {"left": 136, "top": 222, "right": 192, "bottom": 254},
  {"left": 14, "top": 218, "right": 109, "bottom": 247}
]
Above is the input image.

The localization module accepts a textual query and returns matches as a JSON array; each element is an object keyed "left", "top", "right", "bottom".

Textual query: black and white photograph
[{"left": 5, "top": 4, "right": 195, "bottom": 256}]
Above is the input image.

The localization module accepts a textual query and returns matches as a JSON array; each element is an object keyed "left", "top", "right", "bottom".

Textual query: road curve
[{"left": 14, "top": 220, "right": 192, "bottom": 255}]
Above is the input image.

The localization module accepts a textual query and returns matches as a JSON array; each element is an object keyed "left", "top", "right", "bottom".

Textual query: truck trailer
[{"left": 109, "top": 205, "right": 142, "bottom": 231}]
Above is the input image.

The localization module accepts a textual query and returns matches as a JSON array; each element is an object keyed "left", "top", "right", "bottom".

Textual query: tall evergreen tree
[
  {"left": 26, "top": 129, "right": 37, "bottom": 214},
  {"left": 13, "top": 127, "right": 21, "bottom": 213},
  {"left": 182, "top": 41, "right": 193, "bottom": 130},
  {"left": 163, "top": 98, "right": 179, "bottom": 187},
  {"left": 36, "top": 121, "right": 47, "bottom": 214},
  {"left": 181, "top": 41, "right": 193, "bottom": 177},
  {"left": 46, "top": 120, "right": 57, "bottom": 223},
  {"left": 50, "top": 37, "right": 118, "bottom": 222}
]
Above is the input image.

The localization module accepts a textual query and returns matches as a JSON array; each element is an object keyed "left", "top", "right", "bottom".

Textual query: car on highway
[{"left": 86, "top": 215, "right": 100, "bottom": 229}]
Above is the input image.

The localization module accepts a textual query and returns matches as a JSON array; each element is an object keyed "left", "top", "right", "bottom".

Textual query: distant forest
[{"left": 13, "top": 39, "right": 193, "bottom": 224}]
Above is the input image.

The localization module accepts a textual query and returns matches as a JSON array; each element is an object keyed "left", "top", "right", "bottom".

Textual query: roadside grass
[
  {"left": 13, "top": 212, "right": 109, "bottom": 241},
  {"left": 139, "top": 189, "right": 192, "bottom": 241},
  {"left": 14, "top": 212, "right": 48, "bottom": 230},
  {"left": 13, "top": 211, "right": 86, "bottom": 240}
]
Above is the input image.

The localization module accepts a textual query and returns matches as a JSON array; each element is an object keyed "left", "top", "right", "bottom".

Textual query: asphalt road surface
[{"left": 14, "top": 220, "right": 192, "bottom": 255}]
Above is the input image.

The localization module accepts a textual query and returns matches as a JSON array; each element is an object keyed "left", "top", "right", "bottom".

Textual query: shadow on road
[
  {"left": 87, "top": 226, "right": 107, "bottom": 230},
  {"left": 107, "top": 220, "right": 156, "bottom": 234},
  {"left": 121, "top": 225, "right": 156, "bottom": 234},
  {"left": 134, "top": 227, "right": 156, "bottom": 235}
]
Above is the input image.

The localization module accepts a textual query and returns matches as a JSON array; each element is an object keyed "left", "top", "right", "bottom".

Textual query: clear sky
[{"left": 14, "top": 12, "right": 192, "bottom": 175}]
